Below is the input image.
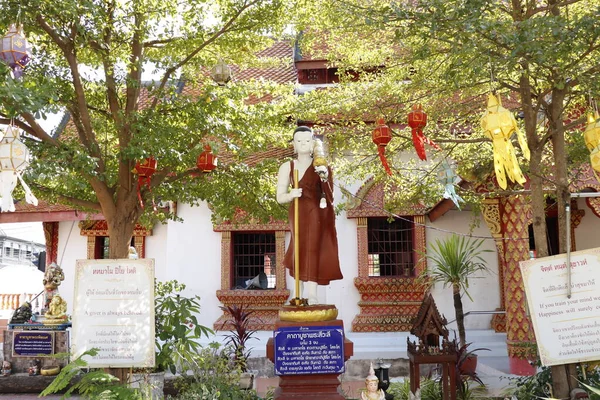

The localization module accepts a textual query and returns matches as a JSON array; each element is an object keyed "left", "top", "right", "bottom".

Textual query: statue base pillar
[{"left": 266, "top": 309, "right": 353, "bottom": 400}]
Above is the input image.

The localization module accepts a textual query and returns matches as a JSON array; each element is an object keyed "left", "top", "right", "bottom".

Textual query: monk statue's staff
[{"left": 293, "top": 168, "right": 301, "bottom": 301}]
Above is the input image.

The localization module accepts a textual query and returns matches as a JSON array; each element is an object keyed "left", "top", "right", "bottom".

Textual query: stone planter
[{"left": 129, "top": 371, "right": 165, "bottom": 400}]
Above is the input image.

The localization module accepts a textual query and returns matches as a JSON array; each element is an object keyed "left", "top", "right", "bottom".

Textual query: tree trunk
[
  {"left": 453, "top": 284, "right": 466, "bottom": 347},
  {"left": 548, "top": 87, "right": 580, "bottom": 399},
  {"left": 107, "top": 217, "right": 136, "bottom": 259}
]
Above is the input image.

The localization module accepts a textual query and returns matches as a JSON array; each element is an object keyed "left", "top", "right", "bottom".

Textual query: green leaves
[
  {"left": 422, "top": 234, "right": 492, "bottom": 301},
  {"left": 40, "top": 348, "right": 142, "bottom": 399},
  {"left": 154, "top": 280, "right": 213, "bottom": 374}
]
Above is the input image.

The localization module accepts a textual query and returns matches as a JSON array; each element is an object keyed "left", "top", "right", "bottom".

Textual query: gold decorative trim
[
  {"left": 279, "top": 305, "right": 338, "bottom": 322},
  {"left": 482, "top": 198, "right": 502, "bottom": 237},
  {"left": 214, "top": 221, "right": 288, "bottom": 232}
]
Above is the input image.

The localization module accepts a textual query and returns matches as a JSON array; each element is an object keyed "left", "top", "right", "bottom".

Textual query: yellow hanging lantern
[
  {"left": 480, "top": 93, "right": 530, "bottom": 189},
  {"left": 583, "top": 113, "right": 600, "bottom": 181}
]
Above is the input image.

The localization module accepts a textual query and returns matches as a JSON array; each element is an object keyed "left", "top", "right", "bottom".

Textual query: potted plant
[
  {"left": 219, "top": 304, "right": 259, "bottom": 389},
  {"left": 421, "top": 234, "right": 492, "bottom": 373},
  {"left": 131, "top": 280, "right": 213, "bottom": 399}
]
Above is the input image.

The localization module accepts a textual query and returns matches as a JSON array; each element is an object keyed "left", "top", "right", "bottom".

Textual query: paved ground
[{"left": 0, "top": 359, "right": 520, "bottom": 399}]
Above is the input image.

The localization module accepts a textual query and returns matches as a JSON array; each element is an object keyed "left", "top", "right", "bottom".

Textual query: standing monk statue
[{"left": 277, "top": 126, "right": 343, "bottom": 305}]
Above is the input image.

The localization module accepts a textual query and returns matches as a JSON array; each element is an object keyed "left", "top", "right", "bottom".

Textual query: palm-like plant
[{"left": 422, "top": 235, "right": 492, "bottom": 347}]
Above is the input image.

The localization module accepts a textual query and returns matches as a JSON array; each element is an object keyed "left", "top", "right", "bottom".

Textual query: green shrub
[
  {"left": 168, "top": 342, "right": 260, "bottom": 400},
  {"left": 504, "top": 363, "right": 600, "bottom": 400}
]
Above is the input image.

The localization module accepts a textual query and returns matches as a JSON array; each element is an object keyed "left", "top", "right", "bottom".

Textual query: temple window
[
  {"left": 347, "top": 178, "right": 427, "bottom": 332},
  {"left": 79, "top": 220, "right": 150, "bottom": 260},
  {"left": 231, "top": 232, "right": 277, "bottom": 289},
  {"left": 93, "top": 236, "right": 136, "bottom": 259},
  {"left": 214, "top": 220, "right": 290, "bottom": 331},
  {"left": 367, "top": 217, "right": 415, "bottom": 277}
]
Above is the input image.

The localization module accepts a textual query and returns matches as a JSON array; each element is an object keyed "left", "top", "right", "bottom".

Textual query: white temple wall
[{"left": 425, "top": 209, "right": 501, "bottom": 331}]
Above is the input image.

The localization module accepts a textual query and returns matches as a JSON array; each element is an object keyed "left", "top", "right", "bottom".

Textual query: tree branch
[
  {"left": 0, "top": 115, "right": 59, "bottom": 146},
  {"left": 528, "top": 0, "right": 582, "bottom": 17},
  {"left": 37, "top": 13, "right": 106, "bottom": 175},
  {"left": 30, "top": 183, "right": 103, "bottom": 212},
  {"left": 142, "top": 37, "right": 185, "bottom": 48},
  {"left": 150, "top": 0, "right": 263, "bottom": 110}
]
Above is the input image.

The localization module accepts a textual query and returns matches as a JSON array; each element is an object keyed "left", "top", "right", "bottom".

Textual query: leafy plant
[
  {"left": 40, "top": 348, "right": 142, "bottom": 399},
  {"left": 218, "top": 304, "right": 258, "bottom": 372},
  {"left": 154, "top": 280, "right": 213, "bottom": 374},
  {"left": 420, "top": 235, "right": 491, "bottom": 347},
  {"left": 454, "top": 341, "right": 489, "bottom": 399},
  {"left": 169, "top": 342, "right": 260, "bottom": 400},
  {"left": 504, "top": 362, "right": 600, "bottom": 400},
  {"left": 387, "top": 378, "right": 442, "bottom": 400}
]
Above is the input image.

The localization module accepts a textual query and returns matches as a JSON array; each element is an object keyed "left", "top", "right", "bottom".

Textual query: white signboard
[
  {"left": 520, "top": 247, "right": 600, "bottom": 366},
  {"left": 72, "top": 259, "right": 155, "bottom": 368}
]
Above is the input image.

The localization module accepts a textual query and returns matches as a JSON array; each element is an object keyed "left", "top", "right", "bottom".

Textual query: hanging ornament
[
  {"left": 480, "top": 93, "right": 530, "bottom": 189},
  {"left": 197, "top": 145, "right": 217, "bottom": 172},
  {"left": 0, "top": 25, "right": 32, "bottom": 79},
  {"left": 584, "top": 112, "right": 600, "bottom": 181},
  {"left": 0, "top": 125, "right": 38, "bottom": 212},
  {"left": 132, "top": 157, "right": 157, "bottom": 210},
  {"left": 372, "top": 118, "right": 392, "bottom": 175},
  {"left": 407, "top": 104, "right": 440, "bottom": 161},
  {"left": 210, "top": 59, "right": 232, "bottom": 85},
  {"left": 438, "top": 159, "right": 464, "bottom": 209}
]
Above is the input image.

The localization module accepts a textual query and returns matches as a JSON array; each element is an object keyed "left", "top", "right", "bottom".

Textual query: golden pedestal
[{"left": 279, "top": 304, "right": 338, "bottom": 322}]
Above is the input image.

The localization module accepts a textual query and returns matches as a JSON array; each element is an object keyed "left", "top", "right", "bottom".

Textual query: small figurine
[
  {"left": 128, "top": 246, "right": 139, "bottom": 259},
  {"left": 45, "top": 294, "right": 68, "bottom": 324},
  {"left": 43, "top": 263, "right": 65, "bottom": 312},
  {"left": 9, "top": 301, "right": 32, "bottom": 324},
  {"left": 1, "top": 361, "right": 11, "bottom": 376},
  {"left": 28, "top": 359, "right": 40, "bottom": 376},
  {"left": 361, "top": 364, "right": 385, "bottom": 400}
]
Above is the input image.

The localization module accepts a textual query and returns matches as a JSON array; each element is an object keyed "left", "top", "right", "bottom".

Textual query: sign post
[
  {"left": 274, "top": 326, "right": 344, "bottom": 376},
  {"left": 266, "top": 319, "right": 353, "bottom": 400},
  {"left": 520, "top": 247, "right": 600, "bottom": 366},
  {"left": 72, "top": 259, "right": 155, "bottom": 369}
]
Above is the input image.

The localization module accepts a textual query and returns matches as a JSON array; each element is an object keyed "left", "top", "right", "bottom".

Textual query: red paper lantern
[
  {"left": 197, "top": 145, "right": 217, "bottom": 172},
  {"left": 372, "top": 118, "right": 392, "bottom": 175},
  {"left": 133, "top": 157, "right": 157, "bottom": 209},
  {"left": 407, "top": 104, "right": 440, "bottom": 161}
]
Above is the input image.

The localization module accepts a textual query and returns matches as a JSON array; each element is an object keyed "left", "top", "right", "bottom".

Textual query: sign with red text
[
  {"left": 72, "top": 259, "right": 155, "bottom": 368},
  {"left": 520, "top": 247, "right": 600, "bottom": 366}
]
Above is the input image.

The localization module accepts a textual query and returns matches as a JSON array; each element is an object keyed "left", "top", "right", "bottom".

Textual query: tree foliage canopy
[
  {"left": 290, "top": 0, "right": 600, "bottom": 212},
  {"left": 0, "top": 0, "right": 305, "bottom": 256}
]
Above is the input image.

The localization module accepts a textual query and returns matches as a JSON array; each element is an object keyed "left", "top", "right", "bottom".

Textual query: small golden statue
[
  {"left": 44, "top": 294, "right": 68, "bottom": 324},
  {"left": 361, "top": 364, "right": 385, "bottom": 400}
]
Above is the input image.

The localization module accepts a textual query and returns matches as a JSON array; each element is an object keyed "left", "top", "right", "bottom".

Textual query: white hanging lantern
[
  {"left": 0, "top": 125, "right": 38, "bottom": 212},
  {"left": 210, "top": 59, "right": 232, "bottom": 85}
]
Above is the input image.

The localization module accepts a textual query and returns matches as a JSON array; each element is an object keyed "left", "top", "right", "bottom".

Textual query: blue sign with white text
[{"left": 273, "top": 325, "right": 344, "bottom": 375}]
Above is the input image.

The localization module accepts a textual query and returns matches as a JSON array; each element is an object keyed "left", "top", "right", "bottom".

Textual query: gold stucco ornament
[
  {"left": 279, "top": 304, "right": 338, "bottom": 322},
  {"left": 480, "top": 93, "right": 530, "bottom": 189}
]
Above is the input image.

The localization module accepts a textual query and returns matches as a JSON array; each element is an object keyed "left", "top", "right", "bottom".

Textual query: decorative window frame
[
  {"left": 347, "top": 178, "right": 427, "bottom": 332},
  {"left": 79, "top": 220, "right": 151, "bottom": 259},
  {"left": 213, "top": 221, "right": 290, "bottom": 331}
]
